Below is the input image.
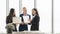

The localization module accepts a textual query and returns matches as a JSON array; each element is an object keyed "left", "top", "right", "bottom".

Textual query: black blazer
[
  {"left": 6, "top": 16, "right": 17, "bottom": 31},
  {"left": 6, "top": 16, "right": 12, "bottom": 24},
  {"left": 31, "top": 15, "right": 40, "bottom": 31}
]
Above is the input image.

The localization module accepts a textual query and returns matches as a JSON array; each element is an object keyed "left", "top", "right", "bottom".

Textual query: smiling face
[
  {"left": 32, "top": 9, "right": 36, "bottom": 16},
  {"left": 23, "top": 7, "right": 27, "bottom": 15}
]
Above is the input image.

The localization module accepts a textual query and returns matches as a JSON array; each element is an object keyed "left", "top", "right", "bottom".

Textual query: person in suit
[
  {"left": 31, "top": 8, "right": 40, "bottom": 31},
  {"left": 6, "top": 8, "right": 17, "bottom": 33},
  {"left": 19, "top": 7, "right": 31, "bottom": 31}
]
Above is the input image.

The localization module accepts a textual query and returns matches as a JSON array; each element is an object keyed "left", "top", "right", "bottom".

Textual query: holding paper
[
  {"left": 19, "top": 7, "right": 31, "bottom": 31},
  {"left": 13, "top": 17, "right": 22, "bottom": 24},
  {"left": 23, "top": 16, "right": 30, "bottom": 24}
]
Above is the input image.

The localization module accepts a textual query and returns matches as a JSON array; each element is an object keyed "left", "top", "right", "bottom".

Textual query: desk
[{"left": 12, "top": 31, "right": 45, "bottom": 34}]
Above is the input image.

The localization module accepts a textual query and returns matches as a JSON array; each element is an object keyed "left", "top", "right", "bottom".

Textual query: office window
[
  {"left": 0, "top": 0, "right": 6, "bottom": 33},
  {"left": 54, "top": 0, "right": 60, "bottom": 33},
  {"left": 9, "top": 0, "right": 19, "bottom": 17},
  {"left": 36, "top": 0, "right": 52, "bottom": 33},
  {"left": 22, "top": 0, "right": 34, "bottom": 16}
]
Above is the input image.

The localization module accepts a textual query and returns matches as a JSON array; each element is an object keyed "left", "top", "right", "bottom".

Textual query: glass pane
[
  {"left": 36, "top": 0, "right": 52, "bottom": 33},
  {"left": 9, "top": 0, "right": 19, "bottom": 17},
  {"left": 54, "top": 0, "right": 60, "bottom": 33},
  {"left": 0, "top": 0, "right": 6, "bottom": 33},
  {"left": 22, "top": 0, "right": 34, "bottom": 16}
]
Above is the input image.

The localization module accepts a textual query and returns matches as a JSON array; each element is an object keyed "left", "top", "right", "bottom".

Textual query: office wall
[
  {"left": 37, "top": 0, "right": 52, "bottom": 33},
  {"left": 22, "top": 0, "right": 34, "bottom": 19},
  {"left": 9, "top": 0, "right": 19, "bottom": 17},
  {"left": 6, "top": 0, "right": 19, "bottom": 17},
  {"left": 54, "top": 0, "right": 60, "bottom": 33},
  {"left": 0, "top": 0, "right": 6, "bottom": 33}
]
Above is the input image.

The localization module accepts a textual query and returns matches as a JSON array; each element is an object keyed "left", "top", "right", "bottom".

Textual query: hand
[
  {"left": 20, "top": 22, "right": 25, "bottom": 25},
  {"left": 27, "top": 19, "right": 31, "bottom": 23},
  {"left": 29, "top": 19, "right": 32, "bottom": 22}
]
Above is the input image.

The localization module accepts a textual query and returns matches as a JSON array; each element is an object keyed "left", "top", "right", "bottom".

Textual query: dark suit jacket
[
  {"left": 31, "top": 15, "right": 40, "bottom": 31},
  {"left": 6, "top": 16, "right": 13, "bottom": 24},
  {"left": 6, "top": 16, "right": 17, "bottom": 31}
]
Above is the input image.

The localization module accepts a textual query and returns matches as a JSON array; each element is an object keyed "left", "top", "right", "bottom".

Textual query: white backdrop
[
  {"left": 1, "top": 0, "right": 60, "bottom": 33},
  {"left": 37, "top": 0, "right": 52, "bottom": 33},
  {"left": 54, "top": 0, "right": 60, "bottom": 33},
  {"left": 0, "top": 0, "right": 6, "bottom": 33},
  {"left": 9, "top": 0, "right": 19, "bottom": 17}
]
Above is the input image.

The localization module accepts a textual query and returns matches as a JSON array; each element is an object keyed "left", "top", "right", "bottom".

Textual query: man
[{"left": 19, "top": 7, "right": 31, "bottom": 31}]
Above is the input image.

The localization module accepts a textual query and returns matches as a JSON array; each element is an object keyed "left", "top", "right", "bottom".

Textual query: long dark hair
[
  {"left": 32, "top": 8, "right": 39, "bottom": 16},
  {"left": 8, "top": 8, "right": 15, "bottom": 17}
]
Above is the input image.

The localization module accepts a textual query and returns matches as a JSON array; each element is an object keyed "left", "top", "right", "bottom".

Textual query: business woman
[
  {"left": 6, "top": 8, "right": 17, "bottom": 33},
  {"left": 19, "top": 7, "right": 31, "bottom": 31},
  {"left": 31, "top": 8, "right": 40, "bottom": 31}
]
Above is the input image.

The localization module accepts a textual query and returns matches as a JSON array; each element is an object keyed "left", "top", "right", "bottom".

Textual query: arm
[
  {"left": 28, "top": 15, "right": 31, "bottom": 24},
  {"left": 20, "top": 14, "right": 24, "bottom": 24},
  {"left": 6, "top": 16, "right": 12, "bottom": 24},
  {"left": 20, "top": 14, "right": 24, "bottom": 22},
  {"left": 6, "top": 17, "right": 8, "bottom": 24},
  {"left": 35, "top": 16, "right": 40, "bottom": 25}
]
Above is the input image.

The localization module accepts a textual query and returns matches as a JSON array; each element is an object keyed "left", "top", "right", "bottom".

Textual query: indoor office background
[{"left": 0, "top": 0, "right": 60, "bottom": 34}]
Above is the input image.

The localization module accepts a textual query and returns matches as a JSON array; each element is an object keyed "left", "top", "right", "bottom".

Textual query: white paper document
[
  {"left": 23, "top": 16, "right": 30, "bottom": 23},
  {"left": 13, "top": 17, "right": 22, "bottom": 23}
]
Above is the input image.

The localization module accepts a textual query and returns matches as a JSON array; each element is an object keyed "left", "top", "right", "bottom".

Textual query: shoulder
[
  {"left": 20, "top": 14, "right": 23, "bottom": 15},
  {"left": 6, "top": 16, "right": 11, "bottom": 19},
  {"left": 35, "top": 15, "right": 40, "bottom": 21},
  {"left": 35, "top": 15, "right": 40, "bottom": 18},
  {"left": 27, "top": 14, "right": 30, "bottom": 16},
  {"left": 20, "top": 14, "right": 23, "bottom": 17},
  {"left": 6, "top": 16, "right": 10, "bottom": 18}
]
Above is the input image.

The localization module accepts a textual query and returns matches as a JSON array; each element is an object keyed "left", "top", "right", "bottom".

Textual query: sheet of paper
[
  {"left": 13, "top": 17, "right": 22, "bottom": 23},
  {"left": 23, "top": 16, "right": 30, "bottom": 23}
]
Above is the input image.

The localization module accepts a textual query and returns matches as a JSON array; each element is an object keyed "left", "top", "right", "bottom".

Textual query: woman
[
  {"left": 6, "top": 8, "right": 17, "bottom": 33},
  {"left": 19, "top": 7, "right": 31, "bottom": 31},
  {"left": 31, "top": 8, "right": 40, "bottom": 31}
]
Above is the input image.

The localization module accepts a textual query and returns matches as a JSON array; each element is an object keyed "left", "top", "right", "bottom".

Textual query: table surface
[{"left": 0, "top": 31, "right": 60, "bottom": 34}]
